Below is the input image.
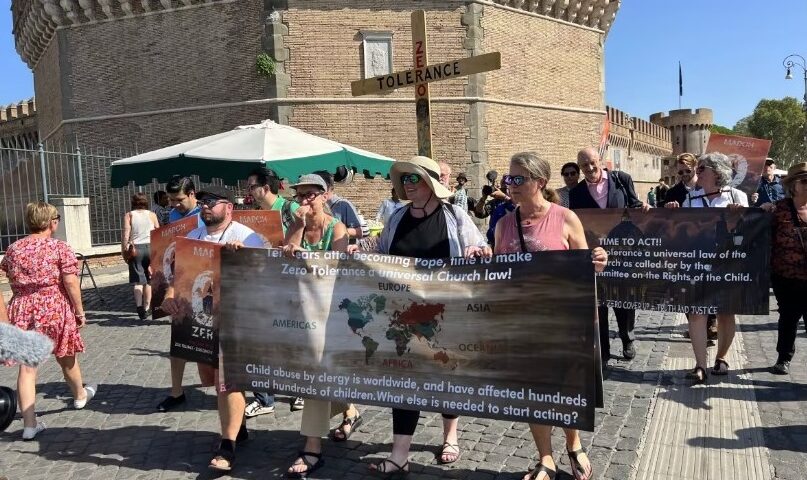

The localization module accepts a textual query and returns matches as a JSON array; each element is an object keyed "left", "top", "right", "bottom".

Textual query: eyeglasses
[
  {"left": 246, "top": 183, "right": 262, "bottom": 192},
  {"left": 52, "top": 214, "right": 61, "bottom": 221},
  {"left": 503, "top": 175, "right": 530, "bottom": 186},
  {"left": 400, "top": 173, "right": 422, "bottom": 185},
  {"left": 678, "top": 169, "right": 692, "bottom": 175},
  {"left": 293, "top": 191, "right": 322, "bottom": 202},
  {"left": 197, "top": 198, "right": 228, "bottom": 208},
  {"left": 561, "top": 171, "right": 578, "bottom": 177},
  {"left": 696, "top": 165, "right": 710, "bottom": 173}
]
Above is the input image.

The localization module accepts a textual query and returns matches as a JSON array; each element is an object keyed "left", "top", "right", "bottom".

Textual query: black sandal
[
  {"left": 712, "top": 358, "right": 729, "bottom": 376},
  {"left": 686, "top": 366, "right": 707, "bottom": 384},
  {"left": 369, "top": 458, "right": 410, "bottom": 478},
  {"left": 527, "top": 462, "right": 557, "bottom": 480},
  {"left": 568, "top": 448, "right": 593, "bottom": 480},
  {"left": 332, "top": 413, "right": 362, "bottom": 442},
  {"left": 209, "top": 439, "right": 235, "bottom": 472},
  {"left": 286, "top": 451, "right": 324, "bottom": 479}
]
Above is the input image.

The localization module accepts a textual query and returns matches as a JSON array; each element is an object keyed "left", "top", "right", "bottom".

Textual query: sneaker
[
  {"left": 290, "top": 397, "right": 305, "bottom": 411},
  {"left": 157, "top": 393, "right": 186, "bottom": 412},
  {"left": 74, "top": 384, "right": 97, "bottom": 409},
  {"left": 22, "top": 421, "right": 46, "bottom": 440},
  {"left": 245, "top": 400, "right": 275, "bottom": 418},
  {"left": 137, "top": 306, "right": 147, "bottom": 320},
  {"left": 770, "top": 361, "right": 790, "bottom": 375}
]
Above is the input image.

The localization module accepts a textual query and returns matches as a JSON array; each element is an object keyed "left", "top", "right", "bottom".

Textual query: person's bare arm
[
  {"left": 0, "top": 294, "right": 8, "bottom": 323},
  {"left": 331, "top": 222, "right": 349, "bottom": 252},
  {"left": 121, "top": 212, "right": 132, "bottom": 253},
  {"left": 565, "top": 210, "right": 607, "bottom": 272},
  {"left": 62, "top": 273, "right": 86, "bottom": 327}
]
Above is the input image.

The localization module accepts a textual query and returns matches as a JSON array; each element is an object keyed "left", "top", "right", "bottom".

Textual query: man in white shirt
[
  {"left": 376, "top": 188, "right": 403, "bottom": 226},
  {"left": 160, "top": 185, "right": 263, "bottom": 472}
]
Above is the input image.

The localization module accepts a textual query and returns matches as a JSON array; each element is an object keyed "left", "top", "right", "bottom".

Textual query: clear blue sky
[
  {"left": 605, "top": 0, "right": 807, "bottom": 127},
  {"left": 1, "top": 0, "right": 805, "bottom": 128}
]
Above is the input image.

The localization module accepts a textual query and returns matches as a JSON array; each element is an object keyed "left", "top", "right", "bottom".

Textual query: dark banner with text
[
  {"left": 577, "top": 208, "right": 770, "bottom": 314},
  {"left": 220, "top": 249, "right": 599, "bottom": 431}
]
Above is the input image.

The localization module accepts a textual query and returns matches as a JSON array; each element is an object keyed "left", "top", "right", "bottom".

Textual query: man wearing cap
[
  {"left": 313, "top": 171, "right": 364, "bottom": 240},
  {"left": 160, "top": 185, "right": 264, "bottom": 472},
  {"left": 752, "top": 159, "right": 785, "bottom": 207}
]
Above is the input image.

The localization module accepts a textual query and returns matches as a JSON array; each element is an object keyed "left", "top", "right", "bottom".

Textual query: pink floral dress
[{"left": 1, "top": 236, "right": 85, "bottom": 358}]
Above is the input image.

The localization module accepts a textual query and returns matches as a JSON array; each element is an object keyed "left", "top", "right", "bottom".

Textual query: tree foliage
[
  {"left": 733, "top": 115, "right": 752, "bottom": 136},
  {"left": 745, "top": 97, "right": 806, "bottom": 167},
  {"left": 710, "top": 124, "right": 734, "bottom": 135}
]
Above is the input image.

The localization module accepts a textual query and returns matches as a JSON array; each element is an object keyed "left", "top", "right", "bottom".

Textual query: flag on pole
[{"left": 678, "top": 61, "right": 683, "bottom": 97}]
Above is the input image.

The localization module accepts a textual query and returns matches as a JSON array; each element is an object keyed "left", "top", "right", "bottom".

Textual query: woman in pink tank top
[{"left": 495, "top": 152, "right": 607, "bottom": 480}]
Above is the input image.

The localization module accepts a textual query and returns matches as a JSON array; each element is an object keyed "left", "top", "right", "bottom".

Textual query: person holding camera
[{"left": 474, "top": 171, "right": 515, "bottom": 246}]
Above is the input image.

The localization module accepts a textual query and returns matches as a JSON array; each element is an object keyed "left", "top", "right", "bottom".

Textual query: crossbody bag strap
[{"left": 514, "top": 207, "right": 527, "bottom": 253}]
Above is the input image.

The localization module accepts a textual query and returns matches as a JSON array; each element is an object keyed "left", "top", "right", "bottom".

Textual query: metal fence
[{"left": 0, "top": 142, "right": 239, "bottom": 253}]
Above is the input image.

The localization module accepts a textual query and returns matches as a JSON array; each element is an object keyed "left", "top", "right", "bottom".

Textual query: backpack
[{"left": 280, "top": 198, "right": 295, "bottom": 233}]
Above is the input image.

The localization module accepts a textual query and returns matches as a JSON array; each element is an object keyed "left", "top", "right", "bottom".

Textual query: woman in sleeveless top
[
  {"left": 666, "top": 153, "right": 748, "bottom": 384},
  {"left": 494, "top": 152, "right": 607, "bottom": 480},
  {"left": 121, "top": 193, "right": 159, "bottom": 320},
  {"left": 283, "top": 174, "right": 357, "bottom": 478}
]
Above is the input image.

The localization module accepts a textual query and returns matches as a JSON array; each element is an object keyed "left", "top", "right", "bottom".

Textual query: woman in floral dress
[{"left": 1, "top": 202, "right": 96, "bottom": 440}]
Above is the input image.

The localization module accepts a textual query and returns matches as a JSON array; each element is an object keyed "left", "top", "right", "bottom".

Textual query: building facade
[{"left": 12, "top": 0, "right": 621, "bottom": 215}]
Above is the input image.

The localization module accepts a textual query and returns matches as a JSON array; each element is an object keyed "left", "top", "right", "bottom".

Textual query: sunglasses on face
[
  {"left": 561, "top": 171, "right": 578, "bottom": 177},
  {"left": 678, "top": 169, "right": 692, "bottom": 175},
  {"left": 293, "top": 191, "right": 322, "bottom": 202},
  {"left": 197, "top": 198, "right": 228, "bottom": 208},
  {"left": 503, "top": 175, "right": 529, "bottom": 186},
  {"left": 400, "top": 173, "right": 422, "bottom": 185}
]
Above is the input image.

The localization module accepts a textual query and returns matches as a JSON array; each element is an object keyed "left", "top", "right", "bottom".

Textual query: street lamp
[{"left": 783, "top": 54, "right": 807, "bottom": 161}]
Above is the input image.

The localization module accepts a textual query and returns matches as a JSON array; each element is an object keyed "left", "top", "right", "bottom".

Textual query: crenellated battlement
[
  {"left": 488, "top": 0, "right": 620, "bottom": 32},
  {"left": 0, "top": 98, "right": 36, "bottom": 123},
  {"left": 649, "top": 108, "right": 714, "bottom": 129}
]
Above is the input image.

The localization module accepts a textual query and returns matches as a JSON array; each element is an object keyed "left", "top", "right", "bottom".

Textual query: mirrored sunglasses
[
  {"left": 400, "top": 173, "right": 422, "bottom": 185},
  {"left": 503, "top": 175, "right": 529, "bottom": 186}
]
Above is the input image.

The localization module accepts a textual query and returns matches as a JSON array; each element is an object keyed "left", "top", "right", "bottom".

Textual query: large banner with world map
[{"left": 219, "top": 248, "right": 600, "bottom": 431}]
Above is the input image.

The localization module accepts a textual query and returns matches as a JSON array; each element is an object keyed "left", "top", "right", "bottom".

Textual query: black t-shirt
[{"left": 389, "top": 206, "right": 450, "bottom": 259}]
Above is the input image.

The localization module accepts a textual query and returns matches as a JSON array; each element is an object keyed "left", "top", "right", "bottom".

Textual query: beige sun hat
[
  {"left": 390, "top": 156, "right": 453, "bottom": 201},
  {"left": 782, "top": 162, "right": 807, "bottom": 189}
]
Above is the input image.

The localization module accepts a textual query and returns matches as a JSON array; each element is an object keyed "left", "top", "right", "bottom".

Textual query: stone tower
[
  {"left": 12, "top": 0, "right": 621, "bottom": 214},
  {"left": 649, "top": 108, "right": 713, "bottom": 156}
]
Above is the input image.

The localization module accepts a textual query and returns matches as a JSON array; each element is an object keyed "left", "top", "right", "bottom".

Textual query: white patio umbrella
[{"left": 109, "top": 120, "right": 394, "bottom": 187}]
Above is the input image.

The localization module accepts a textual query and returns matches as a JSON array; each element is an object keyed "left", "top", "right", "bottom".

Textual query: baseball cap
[
  {"left": 196, "top": 185, "right": 235, "bottom": 203},
  {"left": 290, "top": 174, "right": 328, "bottom": 192}
]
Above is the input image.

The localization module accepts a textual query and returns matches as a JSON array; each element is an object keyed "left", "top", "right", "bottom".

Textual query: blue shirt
[
  {"left": 487, "top": 201, "right": 516, "bottom": 245},
  {"left": 169, "top": 205, "right": 204, "bottom": 227},
  {"left": 755, "top": 176, "right": 785, "bottom": 206},
  {"left": 327, "top": 194, "right": 361, "bottom": 229}
]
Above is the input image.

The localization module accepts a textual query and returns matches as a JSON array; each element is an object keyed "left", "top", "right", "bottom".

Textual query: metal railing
[{"left": 0, "top": 142, "right": 242, "bottom": 252}]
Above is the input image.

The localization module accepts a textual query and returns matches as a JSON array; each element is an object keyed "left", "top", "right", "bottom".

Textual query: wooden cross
[{"left": 351, "top": 10, "right": 501, "bottom": 159}]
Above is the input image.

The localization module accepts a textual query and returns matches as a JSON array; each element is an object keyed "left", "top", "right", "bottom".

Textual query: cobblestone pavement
[{"left": 0, "top": 279, "right": 804, "bottom": 480}]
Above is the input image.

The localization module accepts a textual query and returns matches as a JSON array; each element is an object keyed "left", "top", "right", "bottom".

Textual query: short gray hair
[
  {"left": 510, "top": 152, "right": 551, "bottom": 183},
  {"left": 699, "top": 152, "right": 733, "bottom": 188}
]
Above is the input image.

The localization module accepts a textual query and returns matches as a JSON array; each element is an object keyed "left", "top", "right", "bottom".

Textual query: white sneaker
[
  {"left": 244, "top": 400, "right": 275, "bottom": 418},
  {"left": 22, "top": 421, "right": 46, "bottom": 440},
  {"left": 74, "top": 384, "right": 97, "bottom": 409},
  {"left": 291, "top": 397, "right": 305, "bottom": 411}
]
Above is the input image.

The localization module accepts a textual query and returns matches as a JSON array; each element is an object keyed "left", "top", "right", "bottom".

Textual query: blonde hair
[
  {"left": 510, "top": 151, "right": 551, "bottom": 182},
  {"left": 677, "top": 153, "right": 697, "bottom": 168},
  {"left": 25, "top": 202, "right": 58, "bottom": 233}
]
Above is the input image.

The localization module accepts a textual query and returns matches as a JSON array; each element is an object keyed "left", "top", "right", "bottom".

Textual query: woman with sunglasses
[
  {"left": 370, "top": 156, "right": 491, "bottom": 476},
  {"left": 494, "top": 152, "right": 607, "bottom": 480},
  {"left": 666, "top": 153, "right": 747, "bottom": 383},
  {"left": 1, "top": 202, "right": 96, "bottom": 440},
  {"left": 761, "top": 163, "right": 807, "bottom": 375},
  {"left": 282, "top": 174, "right": 359, "bottom": 478}
]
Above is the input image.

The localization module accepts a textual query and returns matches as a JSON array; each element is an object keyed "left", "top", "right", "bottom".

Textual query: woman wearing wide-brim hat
[
  {"left": 371, "top": 156, "right": 491, "bottom": 476},
  {"left": 761, "top": 162, "right": 807, "bottom": 375}
]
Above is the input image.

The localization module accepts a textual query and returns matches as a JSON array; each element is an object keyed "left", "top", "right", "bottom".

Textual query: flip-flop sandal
[
  {"left": 209, "top": 439, "right": 235, "bottom": 472},
  {"left": 286, "top": 451, "right": 324, "bottom": 479},
  {"left": 438, "top": 442, "right": 460, "bottom": 464},
  {"left": 369, "top": 458, "right": 410, "bottom": 478},
  {"left": 527, "top": 462, "right": 557, "bottom": 480},
  {"left": 332, "top": 413, "right": 363, "bottom": 442},
  {"left": 712, "top": 358, "right": 729, "bottom": 376},
  {"left": 568, "top": 448, "right": 594, "bottom": 480}
]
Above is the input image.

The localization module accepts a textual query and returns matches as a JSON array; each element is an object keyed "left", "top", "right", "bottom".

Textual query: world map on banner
[{"left": 338, "top": 295, "right": 453, "bottom": 368}]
